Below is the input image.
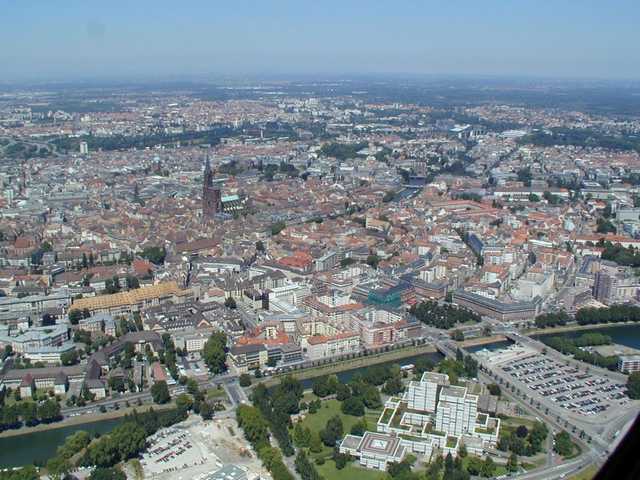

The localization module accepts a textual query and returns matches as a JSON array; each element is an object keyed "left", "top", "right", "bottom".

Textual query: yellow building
[{"left": 69, "top": 281, "right": 190, "bottom": 315}]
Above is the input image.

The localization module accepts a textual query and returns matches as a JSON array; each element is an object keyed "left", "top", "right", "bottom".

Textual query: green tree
[
  {"left": 554, "top": 431, "right": 574, "bottom": 456},
  {"left": 350, "top": 419, "right": 368, "bottom": 436},
  {"left": 68, "top": 309, "right": 83, "bottom": 325},
  {"left": 480, "top": 457, "right": 496, "bottom": 478},
  {"left": 89, "top": 467, "right": 126, "bottom": 480},
  {"left": 366, "top": 254, "right": 380, "bottom": 269},
  {"left": 341, "top": 396, "right": 365, "bottom": 416},
  {"left": 175, "top": 393, "right": 194, "bottom": 411},
  {"left": 141, "top": 246, "right": 166, "bottom": 265},
  {"left": 150, "top": 381, "right": 170, "bottom": 404},
  {"left": 60, "top": 349, "right": 79, "bottom": 366},
  {"left": 203, "top": 331, "right": 228, "bottom": 374},
  {"left": 309, "top": 432, "right": 323, "bottom": 453},
  {"left": 320, "top": 415, "right": 343, "bottom": 446},
  {"left": 293, "top": 422, "right": 312, "bottom": 448},
  {"left": 239, "top": 373, "right": 252, "bottom": 387},
  {"left": 200, "top": 401, "right": 214, "bottom": 420},
  {"left": 628, "top": 372, "right": 640, "bottom": 399}
]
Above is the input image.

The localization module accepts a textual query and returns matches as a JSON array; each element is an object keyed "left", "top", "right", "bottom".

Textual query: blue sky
[{"left": 1, "top": 0, "right": 638, "bottom": 81}]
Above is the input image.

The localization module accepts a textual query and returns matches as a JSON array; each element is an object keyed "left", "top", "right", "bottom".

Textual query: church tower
[{"left": 202, "top": 155, "right": 222, "bottom": 221}]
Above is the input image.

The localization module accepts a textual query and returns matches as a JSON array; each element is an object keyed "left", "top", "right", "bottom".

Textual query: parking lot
[
  {"left": 141, "top": 426, "right": 209, "bottom": 477},
  {"left": 497, "top": 354, "right": 629, "bottom": 416},
  {"left": 139, "top": 415, "right": 268, "bottom": 480}
]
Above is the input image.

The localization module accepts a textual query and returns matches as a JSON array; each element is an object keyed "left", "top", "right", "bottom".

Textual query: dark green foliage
[
  {"left": 68, "top": 309, "right": 83, "bottom": 325},
  {"left": 89, "top": 467, "right": 126, "bottom": 480},
  {"left": 414, "top": 357, "right": 435, "bottom": 374},
  {"left": 335, "top": 383, "right": 351, "bottom": 401},
  {"left": 498, "top": 421, "right": 548, "bottom": 456},
  {"left": 311, "top": 375, "right": 339, "bottom": 398},
  {"left": 534, "top": 310, "right": 570, "bottom": 328},
  {"left": 350, "top": 419, "right": 367, "bottom": 436},
  {"left": 60, "top": 349, "right": 79, "bottom": 366},
  {"left": 410, "top": 300, "right": 480, "bottom": 329},
  {"left": 320, "top": 142, "right": 367, "bottom": 160},
  {"left": 251, "top": 377, "right": 302, "bottom": 457},
  {"left": 387, "top": 455, "right": 419, "bottom": 480},
  {"left": 382, "top": 191, "right": 396, "bottom": 203},
  {"left": 203, "top": 331, "right": 228, "bottom": 374},
  {"left": 340, "top": 257, "right": 356, "bottom": 268},
  {"left": 150, "top": 381, "right": 171, "bottom": 404},
  {"left": 51, "top": 126, "right": 231, "bottom": 153},
  {"left": 320, "top": 415, "right": 343, "bottom": 447},
  {"left": 596, "top": 218, "right": 616, "bottom": 234},
  {"left": 141, "top": 246, "right": 166, "bottom": 265},
  {"left": 627, "top": 372, "right": 640, "bottom": 399},
  {"left": 519, "top": 127, "right": 640, "bottom": 153},
  {"left": 554, "top": 431, "right": 574, "bottom": 456},
  {"left": 340, "top": 397, "right": 365, "bottom": 417},
  {"left": 366, "top": 254, "right": 380, "bottom": 269},
  {"left": 294, "top": 450, "right": 323, "bottom": 480},
  {"left": 382, "top": 375, "right": 404, "bottom": 395},
  {"left": 517, "top": 167, "right": 532, "bottom": 187},
  {"left": 236, "top": 404, "right": 294, "bottom": 480},
  {"left": 239, "top": 373, "right": 252, "bottom": 387},
  {"left": 600, "top": 242, "right": 640, "bottom": 267},
  {"left": 271, "top": 221, "right": 287, "bottom": 236},
  {"left": 575, "top": 304, "right": 640, "bottom": 325},
  {"left": 541, "top": 333, "right": 618, "bottom": 371},
  {"left": 487, "top": 383, "right": 501, "bottom": 397}
]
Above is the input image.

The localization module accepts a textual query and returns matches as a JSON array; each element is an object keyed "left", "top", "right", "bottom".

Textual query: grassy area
[
  {"left": 206, "top": 387, "right": 228, "bottom": 400},
  {"left": 563, "top": 440, "right": 583, "bottom": 460},
  {"left": 460, "top": 456, "right": 507, "bottom": 477},
  {"left": 521, "top": 457, "right": 546, "bottom": 471},
  {"left": 316, "top": 459, "right": 386, "bottom": 480},
  {"left": 500, "top": 415, "right": 538, "bottom": 429},
  {"left": 302, "top": 391, "right": 319, "bottom": 403},
  {"left": 297, "top": 399, "right": 380, "bottom": 460},
  {"left": 299, "top": 399, "right": 363, "bottom": 436},
  {"left": 567, "top": 464, "right": 599, "bottom": 480}
]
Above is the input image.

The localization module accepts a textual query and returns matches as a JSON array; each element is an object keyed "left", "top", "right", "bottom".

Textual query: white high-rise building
[
  {"left": 435, "top": 385, "right": 478, "bottom": 437},
  {"left": 405, "top": 371, "right": 449, "bottom": 412},
  {"left": 79, "top": 141, "right": 89, "bottom": 155}
]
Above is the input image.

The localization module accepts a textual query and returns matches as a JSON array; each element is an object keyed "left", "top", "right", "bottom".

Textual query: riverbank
[
  {"left": 260, "top": 344, "right": 439, "bottom": 388},
  {"left": 525, "top": 321, "right": 640, "bottom": 337},
  {"left": 0, "top": 403, "right": 175, "bottom": 439}
]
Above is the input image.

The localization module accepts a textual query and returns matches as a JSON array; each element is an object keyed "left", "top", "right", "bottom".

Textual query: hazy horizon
[{"left": 2, "top": 0, "right": 639, "bottom": 82}]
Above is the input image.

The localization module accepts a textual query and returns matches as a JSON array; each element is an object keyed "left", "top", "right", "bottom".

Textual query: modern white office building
[{"left": 340, "top": 371, "right": 500, "bottom": 470}]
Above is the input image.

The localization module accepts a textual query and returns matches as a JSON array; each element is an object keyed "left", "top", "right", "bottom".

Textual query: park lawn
[
  {"left": 500, "top": 415, "right": 538, "bottom": 429},
  {"left": 568, "top": 464, "right": 599, "bottom": 480},
  {"left": 365, "top": 408, "right": 383, "bottom": 426},
  {"left": 460, "top": 456, "right": 507, "bottom": 477},
  {"left": 562, "top": 440, "right": 582, "bottom": 460},
  {"left": 302, "top": 391, "right": 319, "bottom": 403},
  {"left": 521, "top": 457, "right": 547, "bottom": 471},
  {"left": 316, "top": 459, "right": 386, "bottom": 480},
  {"left": 298, "top": 399, "right": 381, "bottom": 459},
  {"left": 206, "top": 387, "right": 228, "bottom": 400},
  {"left": 300, "top": 399, "right": 364, "bottom": 436}
]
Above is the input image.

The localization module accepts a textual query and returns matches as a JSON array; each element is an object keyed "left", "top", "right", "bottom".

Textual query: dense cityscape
[{"left": 0, "top": 76, "right": 639, "bottom": 480}]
